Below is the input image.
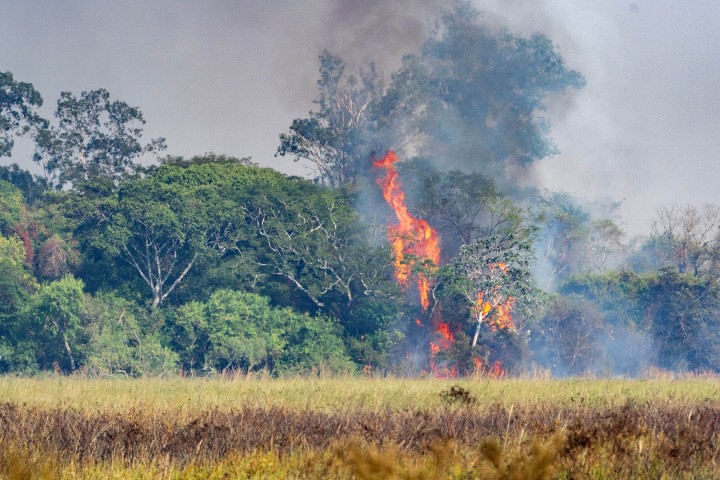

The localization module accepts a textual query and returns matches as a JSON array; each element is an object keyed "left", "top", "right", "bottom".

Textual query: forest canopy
[{"left": 1, "top": 3, "right": 719, "bottom": 377}]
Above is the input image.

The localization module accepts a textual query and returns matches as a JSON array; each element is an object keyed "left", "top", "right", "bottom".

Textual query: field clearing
[
  {"left": 1, "top": 376, "right": 719, "bottom": 479},
  {"left": 2, "top": 375, "right": 719, "bottom": 411}
]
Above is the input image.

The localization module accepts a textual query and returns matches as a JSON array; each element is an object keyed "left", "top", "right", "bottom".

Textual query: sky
[{"left": 1, "top": 0, "right": 719, "bottom": 236}]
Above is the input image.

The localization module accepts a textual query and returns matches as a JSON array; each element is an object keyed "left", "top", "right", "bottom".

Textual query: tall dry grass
[{"left": 1, "top": 376, "right": 719, "bottom": 478}]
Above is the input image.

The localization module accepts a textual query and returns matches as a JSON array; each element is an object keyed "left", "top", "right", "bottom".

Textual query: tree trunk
[
  {"left": 472, "top": 318, "right": 482, "bottom": 347},
  {"left": 152, "top": 292, "right": 161, "bottom": 309},
  {"left": 62, "top": 333, "right": 76, "bottom": 371}
]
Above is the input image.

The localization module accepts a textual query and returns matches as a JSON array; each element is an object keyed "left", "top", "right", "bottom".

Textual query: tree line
[{"left": 2, "top": 3, "right": 719, "bottom": 376}]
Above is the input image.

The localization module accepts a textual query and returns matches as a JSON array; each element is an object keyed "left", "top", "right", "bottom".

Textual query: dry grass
[
  {"left": 2, "top": 375, "right": 719, "bottom": 411},
  {"left": 1, "top": 376, "right": 719, "bottom": 478}
]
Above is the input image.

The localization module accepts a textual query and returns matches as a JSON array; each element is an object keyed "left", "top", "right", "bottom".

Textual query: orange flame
[
  {"left": 489, "top": 360, "right": 507, "bottom": 378},
  {"left": 429, "top": 320, "right": 457, "bottom": 377},
  {"left": 374, "top": 151, "right": 461, "bottom": 379},
  {"left": 437, "top": 322, "right": 454, "bottom": 342},
  {"left": 374, "top": 151, "right": 440, "bottom": 311},
  {"left": 473, "top": 357, "right": 483, "bottom": 370},
  {"left": 473, "top": 357, "right": 506, "bottom": 379},
  {"left": 472, "top": 262, "right": 516, "bottom": 332},
  {"left": 475, "top": 292, "right": 516, "bottom": 331}
]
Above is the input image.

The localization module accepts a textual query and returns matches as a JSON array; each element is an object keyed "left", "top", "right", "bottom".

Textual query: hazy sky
[{"left": 1, "top": 1, "right": 719, "bottom": 235}]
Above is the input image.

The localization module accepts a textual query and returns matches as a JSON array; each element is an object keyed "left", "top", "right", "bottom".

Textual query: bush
[{"left": 170, "top": 290, "right": 352, "bottom": 375}]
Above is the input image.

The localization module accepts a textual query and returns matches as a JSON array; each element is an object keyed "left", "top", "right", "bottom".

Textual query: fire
[
  {"left": 429, "top": 316, "right": 457, "bottom": 377},
  {"left": 472, "top": 357, "right": 506, "bottom": 379},
  {"left": 437, "top": 322, "right": 454, "bottom": 342},
  {"left": 472, "top": 262, "right": 516, "bottom": 332},
  {"left": 373, "top": 151, "right": 440, "bottom": 311},
  {"left": 374, "top": 151, "right": 511, "bottom": 379},
  {"left": 475, "top": 291, "right": 516, "bottom": 331}
]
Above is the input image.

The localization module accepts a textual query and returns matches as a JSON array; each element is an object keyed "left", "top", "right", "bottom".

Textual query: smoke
[
  {"left": 4, "top": 1, "right": 720, "bottom": 376},
  {"left": 323, "top": 0, "right": 440, "bottom": 73}
]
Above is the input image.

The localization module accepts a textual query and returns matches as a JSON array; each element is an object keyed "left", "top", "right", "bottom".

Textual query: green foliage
[
  {"left": 33, "top": 88, "right": 166, "bottom": 188},
  {"left": 0, "top": 163, "right": 49, "bottom": 205},
  {"left": 171, "top": 290, "right": 352, "bottom": 375},
  {"left": 278, "top": 312, "right": 353, "bottom": 375},
  {"left": 383, "top": 3, "right": 585, "bottom": 188},
  {"left": 0, "top": 71, "right": 45, "bottom": 157},
  {"left": 84, "top": 293, "right": 178, "bottom": 376},
  {"left": 0, "top": 235, "right": 37, "bottom": 372},
  {"left": 0, "top": 179, "right": 24, "bottom": 236},
  {"left": 65, "top": 161, "right": 234, "bottom": 307},
  {"left": 27, "top": 275, "right": 87, "bottom": 372},
  {"left": 645, "top": 269, "right": 720, "bottom": 371},
  {"left": 561, "top": 269, "right": 720, "bottom": 373}
]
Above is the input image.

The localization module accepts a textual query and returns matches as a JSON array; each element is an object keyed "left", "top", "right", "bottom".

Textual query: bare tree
[{"left": 651, "top": 204, "right": 720, "bottom": 277}]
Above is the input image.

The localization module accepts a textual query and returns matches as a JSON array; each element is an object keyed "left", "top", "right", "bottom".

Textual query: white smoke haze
[{"left": 2, "top": 0, "right": 719, "bottom": 236}]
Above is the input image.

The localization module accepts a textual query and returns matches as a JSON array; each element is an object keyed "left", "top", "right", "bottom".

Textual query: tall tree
[
  {"left": 28, "top": 275, "right": 87, "bottom": 372},
  {"left": 277, "top": 51, "right": 383, "bottom": 188},
  {"left": 34, "top": 89, "right": 165, "bottom": 188},
  {"left": 0, "top": 71, "right": 45, "bottom": 157},
  {"left": 382, "top": 3, "right": 585, "bottom": 189},
  {"left": 235, "top": 179, "right": 394, "bottom": 314},
  {"left": 278, "top": 3, "right": 584, "bottom": 195},
  {"left": 0, "top": 235, "right": 37, "bottom": 371},
  {"left": 68, "top": 172, "right": 219, "bottom": 308}
]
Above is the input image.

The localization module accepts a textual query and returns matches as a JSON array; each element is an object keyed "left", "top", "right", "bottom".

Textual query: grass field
[{"left": 1, "top": 375, "right": 719, "bottom": 479}]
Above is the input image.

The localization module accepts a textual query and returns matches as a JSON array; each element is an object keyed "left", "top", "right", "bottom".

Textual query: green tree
[
  {"left": 170, "top": 290, "right": 351, "bottom": 374},
  {"left": 277, "top": 51, "right": 383, "bottom": 188},
  {"left": 33, "top": 88, "right": 165, "bottom": 188},
  {"left": 278, "top": 3, "right": 584, "bottom": 195},
  {"left": 66, "top": 163, "right": 228, "bottom": 307},
  {"left": 562, "top": 269, "right": 720, "bottom": 373},
  {"left": 236, "top": 178, "right": 395, "bottom": 313},
  {"left": 446, "top": 230, "right": 538, "bottom": 348},
  {"left": 0, "top": 235, "right": 37, "bottom": 371},
  {"left": 0, "top": 179, "right": 24, "bottom": 236},
  {"left": 382, "top": 3, "right": 585, "bottom": 188},
  {"left": 1, "top": 71, "right": 45, "bottom": 157},
  {"left": 645, "top": 269, "right": 720, "bottom": 371},
  {"left": 28, "top": 275, "right": 87, "bottom": 372},
  {"left": 84, "top": 292, "right": 178, "bottom": 376},
  {"left": 0, "top": 163, "right": 50, "bottom": 205}
]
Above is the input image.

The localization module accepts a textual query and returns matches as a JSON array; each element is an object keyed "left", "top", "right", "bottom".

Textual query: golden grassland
[
  {"left": 3, "top": 374, "right": 720, "bottom": 411},
  {"left": 1, "top": 374, "right": 719, "bottom": 479}
]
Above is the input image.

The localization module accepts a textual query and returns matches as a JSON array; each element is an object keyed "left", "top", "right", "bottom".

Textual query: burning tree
[
  {"left": 373, "top": 151, "right": 440, "bottom": 312},
  {"left": 449, "top": 233, "right": 538, "bottom": 348},
  {"left": 373, "top": 150, "right": 539, "bottom": 375}
]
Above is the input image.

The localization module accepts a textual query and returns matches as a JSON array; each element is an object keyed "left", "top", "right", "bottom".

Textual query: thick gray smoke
[{"left": 3, "top": 1, "right": 719, "bottom": 376}]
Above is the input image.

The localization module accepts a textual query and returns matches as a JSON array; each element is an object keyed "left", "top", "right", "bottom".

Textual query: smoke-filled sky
[{"left": 1, "top": 1, "right": 719, "bottom": 236}]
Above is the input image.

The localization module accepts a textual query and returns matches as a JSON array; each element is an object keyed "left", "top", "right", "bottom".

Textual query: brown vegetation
[{"left": 1, "top": 393, "right": 719, "bottom": 478}]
